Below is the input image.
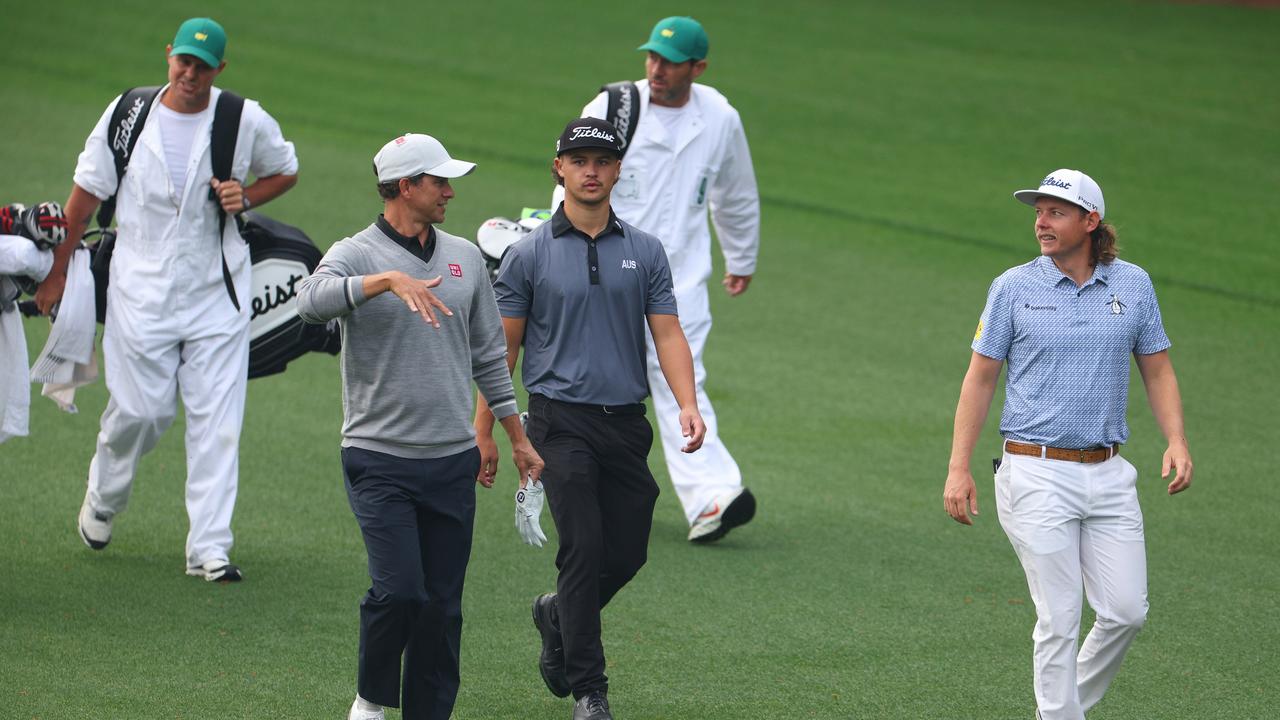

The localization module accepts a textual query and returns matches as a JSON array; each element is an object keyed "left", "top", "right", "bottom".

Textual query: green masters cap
[
  {"left": 637, "top": 16, "right": 709, "bottom": 63},
  {"left": 170, "top": 17, "right": 227, "bottom": 68}
]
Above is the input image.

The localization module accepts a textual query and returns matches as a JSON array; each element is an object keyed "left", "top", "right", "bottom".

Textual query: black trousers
[
  {"left": 341, "top": 445, "right": 480, "bottom": 720},
  {"left": 526, "top": 394, "right": 660, "bottom": 698}
]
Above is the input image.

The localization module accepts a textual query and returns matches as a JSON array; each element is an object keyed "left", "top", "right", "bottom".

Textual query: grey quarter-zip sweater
[{"left": 297, "top": 220, "right": 517, "bottom": 459}]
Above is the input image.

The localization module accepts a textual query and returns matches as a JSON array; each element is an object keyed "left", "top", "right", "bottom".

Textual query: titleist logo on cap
[
  {"left": 570, "top": 126, "right": 616, "bottom": 143},
  {"left": 1041, "top": 176, "right": 1071, "bottom": 190}
]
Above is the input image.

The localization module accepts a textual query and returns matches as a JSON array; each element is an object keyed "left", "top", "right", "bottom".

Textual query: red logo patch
[
  {"left": 449, "top": 264, "right": 462, "bottom": 277},
  {"left": 394, "top": 136, "right": 407, "bottom": 145}
]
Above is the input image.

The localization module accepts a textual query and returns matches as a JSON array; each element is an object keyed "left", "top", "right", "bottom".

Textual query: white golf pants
[
  {"left": 86, "top": 319, "right": 248, "bottom": 568},
  {"left": 645, "top": 287, "right": 743, "bottom": 524},
  {"left": 995, "top": 448, "right": 1148, "bottom": 720}
]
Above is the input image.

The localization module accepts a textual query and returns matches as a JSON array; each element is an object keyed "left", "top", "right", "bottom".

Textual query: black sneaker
[
  {"left": 532, "top": 593, "right": 570, "bottom": 697},
  {"left": 572, "top": 690, "right": 612, "bottom": 720}
]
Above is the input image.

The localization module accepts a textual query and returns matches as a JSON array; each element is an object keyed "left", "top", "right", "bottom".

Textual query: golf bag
[
  {"left": 601, "top": 82, "right": 641, "bottom": 156},
  {"left": 240, "top": 212, "right": 340, "bottom": 378},
  {"left": 475, "top": 209, "right": 550, "bottom": 282}
]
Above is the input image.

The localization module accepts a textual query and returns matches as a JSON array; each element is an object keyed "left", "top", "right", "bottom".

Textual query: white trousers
[
  {"left": 995, "top": 450, "right": 1148, "bottom": 720},
  {"left": 645, "top": 286, "right": 742, "bottom": 524},
  {"left": 86, "top": 316, "right": 248, "bottom": 568}
]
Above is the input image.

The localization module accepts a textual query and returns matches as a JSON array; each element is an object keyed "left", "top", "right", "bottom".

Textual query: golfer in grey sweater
[{"left": 297, "top": 133, "right": 543, "bottom": 720}]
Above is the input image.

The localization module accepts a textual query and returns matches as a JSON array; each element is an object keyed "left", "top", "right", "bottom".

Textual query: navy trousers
[{"left": 342, "top": 445, "right": 480, "bottom": 720}]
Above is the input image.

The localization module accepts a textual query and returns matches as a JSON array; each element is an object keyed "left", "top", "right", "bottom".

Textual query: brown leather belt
[{"left": 1005, "top": 440, "right": 1118, "bottom": 464}]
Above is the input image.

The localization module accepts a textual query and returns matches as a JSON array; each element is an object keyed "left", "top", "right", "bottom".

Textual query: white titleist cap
[
  {"left": 374, "top": 134, "right": 476, "bottom": 183},
  {"left": 1013, "top": 169, "right": 1105, "bottom": 219}
]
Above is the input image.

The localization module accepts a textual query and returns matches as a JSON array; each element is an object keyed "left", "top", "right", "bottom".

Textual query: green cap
[
  {"left": 170, "top": 17, "right": 227, "bottom": 68},
  {"left": 637, "top": 16, "right": 708, "bottom": 63}
]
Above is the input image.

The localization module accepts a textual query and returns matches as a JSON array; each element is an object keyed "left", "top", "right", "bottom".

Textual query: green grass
[{"left": 3, "top": 1, "right": 1278, "bottom": 718}]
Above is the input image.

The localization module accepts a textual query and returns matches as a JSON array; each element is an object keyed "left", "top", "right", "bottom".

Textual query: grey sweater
[{"left": 297, "top": 222, "right": 517, "bottom": 459}]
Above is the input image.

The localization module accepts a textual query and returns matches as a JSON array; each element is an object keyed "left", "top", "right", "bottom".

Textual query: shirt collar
[
  {"left": 550, "top": 203, "right": 623, "bottom": 241},
  {"left": 376, "top": 214, "right": 436, "bottom": 260},
  {"left": 1035, "top": 255, "right": 1109, "bottom": 289}
]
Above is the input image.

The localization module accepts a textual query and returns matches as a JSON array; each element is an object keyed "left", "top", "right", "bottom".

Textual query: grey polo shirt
[{"left": 495, "top": 205, "right": 677, "bottom": 405}]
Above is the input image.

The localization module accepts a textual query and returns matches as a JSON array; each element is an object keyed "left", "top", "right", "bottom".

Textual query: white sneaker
[
  {"left": 348, "top": 698, "right": 385, "bottom": 720},
  {"left": 77, "top": 496, "right": 112, "bottom": 550},
  {"left": 186, "top": 560, "right": 243, "bottom": 583},
  {"left": 688, "top": 487, "right": 757, "bottom": 544}
]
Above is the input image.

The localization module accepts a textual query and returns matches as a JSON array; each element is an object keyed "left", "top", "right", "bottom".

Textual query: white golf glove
[{"left": 515, "top": 476, "right": 547, "bottom": 547}]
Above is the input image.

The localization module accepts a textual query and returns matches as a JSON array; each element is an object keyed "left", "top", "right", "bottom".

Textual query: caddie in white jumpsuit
[
  {"left": 558, "top": 16, "right": 761, "bottom": 543},
  {"left": 943, "top": 170, "right": 1194, "bottom": 719},
  {"left": 36, "top": 18, "right": 298, "bottom": 581}
]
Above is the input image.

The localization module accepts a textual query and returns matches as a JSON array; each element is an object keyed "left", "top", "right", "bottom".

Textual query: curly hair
[{"left": 1090, "top": 220, "right": 1119, "bottom": 265}]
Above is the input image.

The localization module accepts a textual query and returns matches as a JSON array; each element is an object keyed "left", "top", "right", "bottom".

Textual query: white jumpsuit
[
  {"left": 73, "top": 85, "right": 297, "bottom": 567},
  {"left": 563, "top": 81, "right": 761, "bottom": 523}
]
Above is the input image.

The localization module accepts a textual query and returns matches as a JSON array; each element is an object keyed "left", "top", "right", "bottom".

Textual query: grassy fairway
[{"left": 2, "top": 1, "right": 1278, "bottom": 718}]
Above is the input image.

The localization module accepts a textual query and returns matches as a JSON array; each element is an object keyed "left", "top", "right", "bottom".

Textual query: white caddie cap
[
  {"left": 374, "top": 133, "right": 476, "bottom": 182},
  {"left": 1013, "top": 169, "right": 1106, "bottom": 219}
]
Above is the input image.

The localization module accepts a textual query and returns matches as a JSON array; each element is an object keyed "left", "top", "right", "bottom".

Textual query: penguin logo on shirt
[{"left": 1108, "top": 294, "right": 1126, "bottom": 315}]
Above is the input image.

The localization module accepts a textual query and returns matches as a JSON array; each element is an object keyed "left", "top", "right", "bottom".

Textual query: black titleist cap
[{"left": 555, "top": 118, "right": 623, "bottom": 156}]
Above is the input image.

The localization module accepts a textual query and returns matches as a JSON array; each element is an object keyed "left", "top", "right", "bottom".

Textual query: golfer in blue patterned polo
[{"left": 942, "top": 169, "right": 1194, "bottom": 720}]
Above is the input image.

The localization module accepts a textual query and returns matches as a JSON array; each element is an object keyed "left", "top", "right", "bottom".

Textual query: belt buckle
[
  {"left": 602, "top": 405, "right": 613, "bottom": 415},
  {"left": 1079, "top": 450, "right": 1087, "bottom": 463}
]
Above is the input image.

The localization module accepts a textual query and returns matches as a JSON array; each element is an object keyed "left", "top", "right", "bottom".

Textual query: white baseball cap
[
  {"left": 1013, "top": 169, "right": 1105, "bottom": 219},
  {"left": 374, "top": 133, "right": 476, "bottom": 183}
]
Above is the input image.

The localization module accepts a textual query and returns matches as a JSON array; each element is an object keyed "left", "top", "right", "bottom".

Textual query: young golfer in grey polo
[
  {"left": 298, "top": 133, "right": 543, "bottom": 720},
  {"left": 475, "top": 118, "right": 706, "bottom": 720}
]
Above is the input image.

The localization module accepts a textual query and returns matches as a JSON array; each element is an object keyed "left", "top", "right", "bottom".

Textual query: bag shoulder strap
[
  {"left": 209, "top": 90, "right": 246, "bottom": 311},
  {"left": 210, "top": 90, "right": 244, "bottom": 186},
  {"left": 600, "top": 81, "right": 641, "bottom": 157},
  {"left": 97, "top": 86, "right": 162, "bottom": 228}
]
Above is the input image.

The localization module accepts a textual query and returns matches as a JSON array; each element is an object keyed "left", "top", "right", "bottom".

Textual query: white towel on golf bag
[
  {"left": 0, "top": 232, "right": 55, "bottom": 443},
  {"left": 30, "top": 248, "right": 98, "bottom": 413},
  {"left": 0, "top": 304, "right": 30, "bottom": 442}
]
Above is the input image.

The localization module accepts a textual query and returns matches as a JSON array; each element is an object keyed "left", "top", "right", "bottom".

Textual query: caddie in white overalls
[
  {"left": 557, "top": 16, "right": 761, "bottom": 544},
  {"left": 36, "top": 18, "right": 298, "bottom": 581}
]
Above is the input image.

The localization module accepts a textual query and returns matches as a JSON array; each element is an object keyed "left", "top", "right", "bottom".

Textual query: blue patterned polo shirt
[{"left": 972, "top": 256, "right": 1171, "bottom": 448}]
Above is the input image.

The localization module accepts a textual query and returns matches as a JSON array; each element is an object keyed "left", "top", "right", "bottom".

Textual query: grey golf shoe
[{"left": 572, "top": 690, "right": 612, "bottom": 720}]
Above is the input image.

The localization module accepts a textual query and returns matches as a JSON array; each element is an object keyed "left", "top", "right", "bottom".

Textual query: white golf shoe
[
  {"left": 77, "top": 495, "right": 112, "bottom": 550},
  {"left": 348, "top": 697, "right": 385, "bottom": 720},
  {"left": 186, "top": 560, "right": 243, "bottom": 583},
  {"left": 687, "top": 487, "right": 757, "bottom": 543}
]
